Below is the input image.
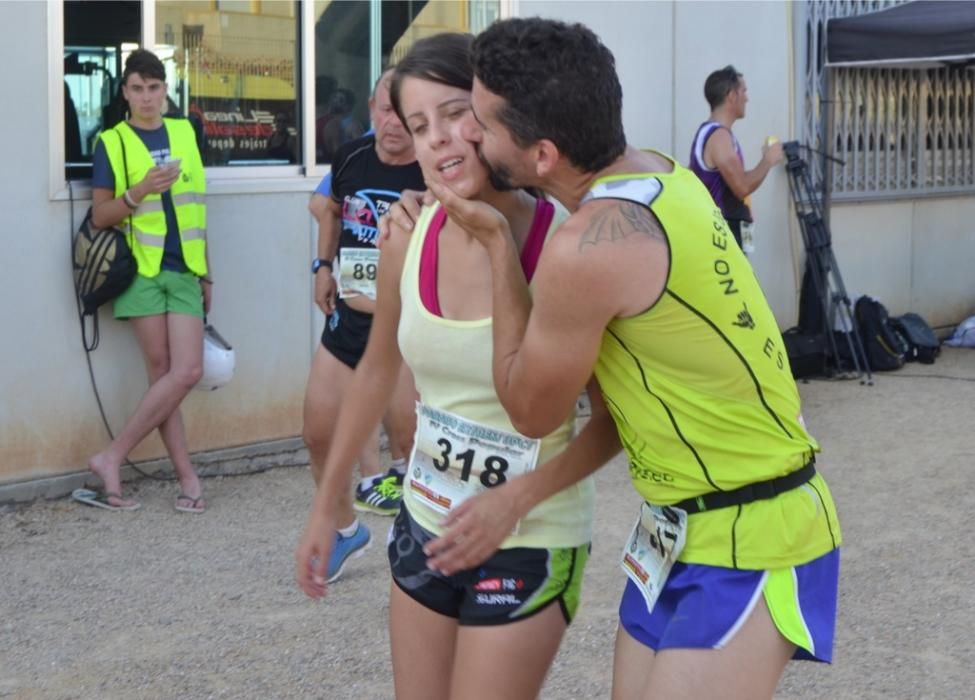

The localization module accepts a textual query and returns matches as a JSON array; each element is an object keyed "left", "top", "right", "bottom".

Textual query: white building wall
[
  {"left": 3, "top": 0, "right": 973, "bottom": 486},
  {"left": 519, "top": 1, "right": 800, "bottom": 326},
  {"left": 910, "top": 199, "right": 975, "bottom": 324},
  {"left": 0, "top": 1, "right": 317, "bottom": 485},
  {"left": 518, "top": 1, "right": 975, "bottom": 330},
  {"left": 517, "top": 0, "right": 675, "bottom": 154},
  {"left": 832, "top": 197, "right": 975, "bottom": 328},
  {"left": 672, "top": 1, "right": 796, "bottom": 326}
]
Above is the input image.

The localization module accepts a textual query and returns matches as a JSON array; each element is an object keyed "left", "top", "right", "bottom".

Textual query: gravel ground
[{"left": 2, "top": 349, "right": 974, "bottom": 699}]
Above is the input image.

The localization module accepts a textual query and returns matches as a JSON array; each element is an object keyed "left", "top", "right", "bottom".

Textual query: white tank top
[{"left": 397, "top": 201, "right": 595, "bottom": 548}]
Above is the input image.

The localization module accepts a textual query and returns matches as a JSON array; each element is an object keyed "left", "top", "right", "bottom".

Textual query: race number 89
[
  {"left": 352, "top": 262, "right": 377, "bottom": 281},
  {"left": 432, "top": 438, "right": 509, "bottom": 487}
]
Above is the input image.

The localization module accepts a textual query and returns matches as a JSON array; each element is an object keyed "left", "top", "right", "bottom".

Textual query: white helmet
[{"left": 197, "top": 324, "right": 235, "bottom": 391}]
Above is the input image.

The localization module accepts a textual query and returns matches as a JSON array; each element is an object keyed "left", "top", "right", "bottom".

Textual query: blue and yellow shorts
[{"left": 619, "top": 548, "right": 840, "bottom": 662}]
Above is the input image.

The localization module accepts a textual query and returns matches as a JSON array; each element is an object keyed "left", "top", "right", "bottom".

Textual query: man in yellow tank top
[{"left": 403, "top": 17, "right": 843, "bottom": 700}]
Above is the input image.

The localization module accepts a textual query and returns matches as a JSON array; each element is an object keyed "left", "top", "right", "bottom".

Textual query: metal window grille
[{"left": 804, "top": 0, "right": 975, "bottom": 199}]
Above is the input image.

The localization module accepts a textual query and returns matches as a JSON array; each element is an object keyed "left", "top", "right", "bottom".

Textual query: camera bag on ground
[
  {"left": 72, "top": 128, "right": 137, "bottom": 350},
  {"left": 890, "top": 312, "right": 941, "bottom": 364},
  {"left": 782, "top": 327, "right": 827, "bottom": 379},
  {"left": 854, "top": 296, "right": 906, "bottom": 372}
]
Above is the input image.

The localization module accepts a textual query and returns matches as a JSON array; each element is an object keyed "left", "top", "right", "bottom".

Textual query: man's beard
[{"left": 477, "top": 145, "right": 516, "bottom": 192}]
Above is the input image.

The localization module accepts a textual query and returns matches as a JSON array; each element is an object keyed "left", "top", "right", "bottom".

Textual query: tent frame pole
[{"left": 822, "top": 69, "right": 834, "bottom": 228}]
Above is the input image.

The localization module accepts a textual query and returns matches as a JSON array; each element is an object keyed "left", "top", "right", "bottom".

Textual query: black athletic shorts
[
  {"left": 321, "top": 298, "right": 372, "bottom": 369},
  {"left": 387, "top": 505, "right": 590, "bottom": 626}
]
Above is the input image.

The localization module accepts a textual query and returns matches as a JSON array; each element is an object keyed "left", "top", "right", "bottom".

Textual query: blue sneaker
[
  {"left": 354, "top": 475, "right": 402, "bottom": 516},
  {"left": 327, "top": 523, "right": 371, "bottom": 583}
]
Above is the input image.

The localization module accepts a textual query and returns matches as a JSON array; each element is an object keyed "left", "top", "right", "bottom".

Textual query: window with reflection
[
  {"left": 156, "top": 0, "right": 300, "bottom": 167},
  {"left": 61, "top": 0, "right": 499, "bottom": 177},
  {"left": 63, "top": 0, "right": 141, "bottom": 180},
  {"left": 313, "top": 0, "right": 499, "bottom": 165}
]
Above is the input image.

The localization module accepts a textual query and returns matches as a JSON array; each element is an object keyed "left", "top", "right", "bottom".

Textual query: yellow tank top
[
  {"left": 588, "top": 158, "right": 841, "bottom": 569},
  {"left": 397, "top": 201, "right": 595, "bottom": 549}
]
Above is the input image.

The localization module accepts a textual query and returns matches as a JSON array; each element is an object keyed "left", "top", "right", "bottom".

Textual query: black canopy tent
[
  {"left": 826, "top": 1, "right": 975, "bottom": 68},
  {"left": 786, "top": 1, "right": 975, "bottom": 374},
  {"left": 814, "top": 1, "right": 975, "bottom": 217}
]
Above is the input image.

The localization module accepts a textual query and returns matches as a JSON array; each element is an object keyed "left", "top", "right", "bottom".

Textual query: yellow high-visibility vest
[{"left": 100, "top": 118, "right": 207, "bottom": 277}]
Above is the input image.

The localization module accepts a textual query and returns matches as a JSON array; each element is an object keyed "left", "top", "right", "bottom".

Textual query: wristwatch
[{"left": 311, "top": 258, "right": 333, "bottom": 274}]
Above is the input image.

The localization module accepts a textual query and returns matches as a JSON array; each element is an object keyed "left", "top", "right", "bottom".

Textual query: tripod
[{"left": 783, "top": 141, "right": 872, "bottom": 385}]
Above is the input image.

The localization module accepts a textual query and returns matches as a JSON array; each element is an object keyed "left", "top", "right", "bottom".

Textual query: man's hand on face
[
  {"left": 377, "top": 189, "right": 432, "bottom": 248},
  {"left": 427, "top": 181, "right": 511, "bottom": 252}
]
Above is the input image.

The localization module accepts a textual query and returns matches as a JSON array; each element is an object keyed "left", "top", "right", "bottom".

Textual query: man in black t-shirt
[{"left": 304, "top": 69, "right": 425, "bottom": 582}]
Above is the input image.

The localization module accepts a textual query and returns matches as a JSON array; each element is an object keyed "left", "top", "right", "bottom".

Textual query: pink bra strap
[
  {"left": 418, "top": 206, "right": 448, "bottom": 316},
  {"left": 419, "top": 199, "right": 554, "bottom": 317},
  {"left": 520, "top": 198, "right": 554, "bottom": 283}
]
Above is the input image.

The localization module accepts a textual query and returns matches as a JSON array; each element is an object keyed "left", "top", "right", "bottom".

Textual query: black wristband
[{"left": 312, "top": 258, "right": 333, "bottom": 273}]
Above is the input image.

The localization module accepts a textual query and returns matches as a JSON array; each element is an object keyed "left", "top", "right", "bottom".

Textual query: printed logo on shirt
[
  {"left": 147, "top": 147, "right": 172, "bottom": 166},
  {"left": 341, "top": 188, "right": 400, "bottom": 245}
]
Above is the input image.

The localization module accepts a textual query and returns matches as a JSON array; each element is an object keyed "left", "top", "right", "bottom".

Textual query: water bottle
[{"left": 740, "top": 221, "right": 755, "bottom": 256}]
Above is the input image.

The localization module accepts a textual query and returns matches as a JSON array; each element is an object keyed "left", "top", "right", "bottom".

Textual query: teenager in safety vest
[{"left": 84, "top": 49, "right": 211, "bottom": 514}]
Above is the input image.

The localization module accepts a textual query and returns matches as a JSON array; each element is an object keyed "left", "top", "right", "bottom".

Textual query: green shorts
[{"left": 113, "top": 270, "right": 204, "bottom": 319}]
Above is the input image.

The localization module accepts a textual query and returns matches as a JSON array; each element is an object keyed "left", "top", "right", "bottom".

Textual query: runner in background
[
  {"left": 689, "top": 65, "right": 784, "bottom": 255},
  {"left": 303, "top": 70, "right": 424, "bottom": 583}
]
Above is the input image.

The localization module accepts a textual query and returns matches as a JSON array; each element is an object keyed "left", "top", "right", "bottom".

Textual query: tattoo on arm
[{"left": 578, "top": 203, "right": 666, "bottom": 251}]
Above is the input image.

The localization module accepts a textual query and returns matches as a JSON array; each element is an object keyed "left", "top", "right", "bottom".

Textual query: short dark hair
[
  {"left": 471, "top": 18, "right": 625, "bottom": 173},
  {"left": 389, "top": 33, "right": 474, "bottom": 129},
  {"left": 122, "top": 49, "right": 165, "bottom": 85},
  {"left": 704, "top": 65, "right": 742, "bottom": 109}
]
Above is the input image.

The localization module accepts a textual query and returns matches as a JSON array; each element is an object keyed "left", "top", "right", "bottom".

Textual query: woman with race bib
[{"left": 295, "top": 33, "right": 620, "bottom": 700}]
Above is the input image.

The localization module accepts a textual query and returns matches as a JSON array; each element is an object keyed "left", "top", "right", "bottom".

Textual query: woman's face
[{"left": 398, "top": 76, "right": 487, "bottom": 200}]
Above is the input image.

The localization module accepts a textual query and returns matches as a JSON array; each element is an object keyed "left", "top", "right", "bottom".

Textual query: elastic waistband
[
  {"left": 669, "top": 460, "right": 816, "bottom": 515},
  {"left": 335, "top": 298, "right": 374, "bottom": 319}
]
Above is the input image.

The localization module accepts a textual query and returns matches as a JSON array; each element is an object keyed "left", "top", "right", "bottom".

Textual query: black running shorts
[
  {"left": 387, "top": 505, "right": 589, "bottom": 626},
  {"left": 321, "top": 298, "right": 373, "bottom": 369}
]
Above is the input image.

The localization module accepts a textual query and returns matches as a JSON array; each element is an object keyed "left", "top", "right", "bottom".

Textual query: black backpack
[
  {"left": 71, "top": 128, "right": 137, "bottom": 350},
  {"left": 891, "top": 313, "right": 941, "bottom": 364},
  {"left": 854, "top": 296, "right": 907, "bottom": 372},
  {"left": 782, "top": 327, "right": 827, "bottom": 379},
  {"left": 72, "top": 209, "right": 137, "bottom": 352},
  {"left": 73, "top": 211, "right": 136, "bottom": 315}
]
